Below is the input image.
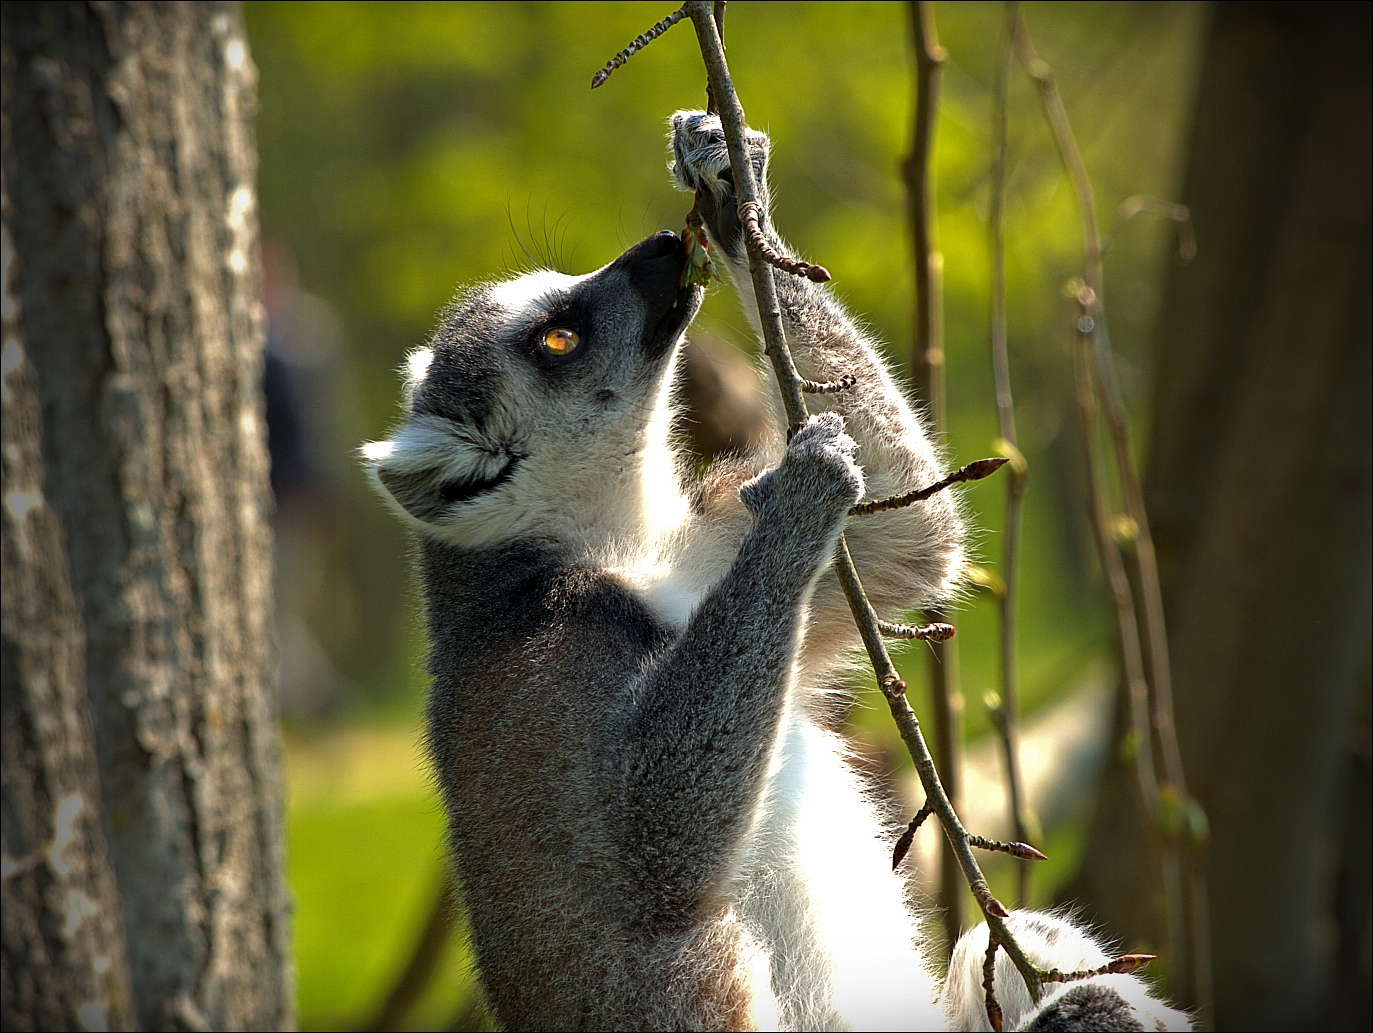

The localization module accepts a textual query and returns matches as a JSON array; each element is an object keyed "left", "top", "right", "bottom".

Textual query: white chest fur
[
  {"left": 627, "top": 565, "right": 943, "bottom": 1029},
  {"left": 738, "top": 713, "right": 943, "bottom": 1030}
]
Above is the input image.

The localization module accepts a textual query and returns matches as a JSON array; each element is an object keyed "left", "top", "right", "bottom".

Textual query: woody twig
[
  {"left": 1013, "top": 9, "right": 1209, "bottom": 1018},
  {"left": 587, "top": 1, "right": 1166, "bottom": 1017},
  {"left": 901, "top": 0, "right": 968, "bottom": 957},
  {"left": 1042, "top": 953, "right": 1157, "bottom": 983},
  {"left": 800, "top": 374, "right": 857, "bottom": 394},
  {"left": 891, "top": 801, "right": 933, "bottom": 870},
  {"left": 738, "top": 200, "right": 832, "bottom": 282},
  {"left": 850, "top": 458, "right": 1008, "bottom": 516},
  {"left": 879, "top": 619, "right": 955, "bottom": 642},
  {"left": 984, "top": 940, "right": 1005, "bottom": 1032},
  {"left": 1101, "top": 194, "right": 1195, "bottom": 262},
  {"left": 681, "top": 0, "right": 1050, "bottom": 1005},
  {"left": 987, "top": 0, "right": 1034, "bottom": 909},
  {"left": 590, "top": 5, "right": 688, "bottom": 89}
]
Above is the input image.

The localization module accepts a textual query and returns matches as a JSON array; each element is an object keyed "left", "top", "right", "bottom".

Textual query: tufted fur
[{"left": 362, "top": 112, "right": 1188, "bottom": 1031}]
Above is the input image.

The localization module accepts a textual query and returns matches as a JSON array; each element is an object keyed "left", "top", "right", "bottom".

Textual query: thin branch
[
  {"left": 590, "top": 5, "right": 688, "bottom": 89},
  {"left": 984, "top": 940, "right": 1005, "bottom": 1033},
  {"left": 1070, "top": 294, "right": 1160, "bottom": 823},
  {"left": 704, "top": 1, "right": 726, "bottom": 115},
  {"left": 1015, "top": 8, "right": 1207, "bottom": 1013},
  {"left": 1069, "top": 301, "right": 1198, "bottom": 1015},
  {"left": 1041, "top": 954, "right": 1156, "bottom": 984},
  {"left": 988, "top": 0, "right": 1033, "bottom": 907},
  {"left": 366, "top": 871, "right": 456, "bottom": 1032},
  {"left": 892, "top": 801, "right": 934, "bottom": 870},
  {"left": 686, "top": 0, "right": 1043, "bottom": 1001},
  {"left": 685, "top": 5, "right": 806, "bottom": 427},
  {"left": 1101, "top": 195, "right": 1195, "bottom": 263},
  {"left": 1011, "top": 12, "right": 1189, "bottom": 804},
  {"left": 902, "top": 0, "right": 964, "bottom": 959},
  {"left": 739, "top": 200, "right": 832, "bottom": 282},
  {"left": 968, "top": 834, "right": 1048, "bottom": 862},
  {"left": 903, "top": 0, "right": 947, "bottom": 427},
  {"left": 799, "top": 374, "right": 857, "bottom": 394},
  {"left": 849, "top": 457, "right": 1008, "bottom": 515},
  {"left": 879, "top": 618, "right": 955, "bottom": 642}
]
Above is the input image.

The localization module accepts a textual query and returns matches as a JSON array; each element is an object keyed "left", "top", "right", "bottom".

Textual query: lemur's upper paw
[
  {"left": 741, "top": 412, "right": 862, "bottom": 524},
  {"left": 669, "top": 110, "right": 769, "bottom": 196},
  {"left": 791, "top": 412, "right": 862, "bottom": 492},
  {"left": 669, "top": 111, "right": 771, "bottom": 259}
]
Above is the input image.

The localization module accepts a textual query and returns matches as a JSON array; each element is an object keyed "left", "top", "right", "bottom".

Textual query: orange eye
[{"left": 543, "top": 328, "right": 580, "bottom": 356}]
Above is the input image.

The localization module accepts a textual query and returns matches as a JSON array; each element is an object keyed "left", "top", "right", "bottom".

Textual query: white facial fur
[{"left": 363, "top": 257, "right": 698, "bottom": 560}]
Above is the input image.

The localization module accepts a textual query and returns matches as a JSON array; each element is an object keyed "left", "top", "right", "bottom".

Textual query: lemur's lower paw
[
  {"left": 740, "top": 413, "right": 863, "bottom": 536},
  {"left": 669, "top": 110, "right": 771, "bottom": 261}
]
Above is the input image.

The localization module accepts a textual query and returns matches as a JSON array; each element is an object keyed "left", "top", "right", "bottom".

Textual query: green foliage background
[{"left": 244, "top": 2, "right": 1205, "bottom": 1027}]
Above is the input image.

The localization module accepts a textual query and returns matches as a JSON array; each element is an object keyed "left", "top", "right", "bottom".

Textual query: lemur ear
[
  {"left": 362, "top": 423, "right": 456, "bottom": 526},
  {"left": 361, "top": 414, "right": 519, "bottom": 530},
  {"left": 371, "top": 460, "right": 448, "bottom": 526}
]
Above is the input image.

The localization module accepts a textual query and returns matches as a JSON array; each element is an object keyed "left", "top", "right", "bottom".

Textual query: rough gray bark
[
  {"left": 1, "top": 4, "right": 291, "bottom": 1030},
  {"left": 1066, "top": 4, "right": 1372, "bottom": 1029},
  {"left": 2, "top": 157, "right": 138, "bottom": 1033}
]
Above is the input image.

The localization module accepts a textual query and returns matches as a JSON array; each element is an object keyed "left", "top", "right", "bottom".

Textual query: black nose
[
  {"left": 621, "top": 230, "right": 685, "bottom": 275},
  {"left": 639, "top": 229, "right": 683, "bottom": 260},
  {"left": 618, "top": 230, "right": 687, "bottom": 323}
]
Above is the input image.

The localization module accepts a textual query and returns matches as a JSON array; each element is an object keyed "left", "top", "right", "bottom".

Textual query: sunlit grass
[{"left": 285, "top": 725, "right": 480, "bottom": 1031}]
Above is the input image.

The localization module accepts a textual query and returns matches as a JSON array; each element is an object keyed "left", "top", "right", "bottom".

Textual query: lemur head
[{"left": 363, "top": 231, "right": 702, "bottom": 550}]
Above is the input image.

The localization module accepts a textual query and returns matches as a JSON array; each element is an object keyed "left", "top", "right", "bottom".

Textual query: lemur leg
[
  {"left": 671, "top": 112, "right": 963, "bottom": 670},
  {"left": 618, "top": 413, "right": 863, "bottom": 926}
]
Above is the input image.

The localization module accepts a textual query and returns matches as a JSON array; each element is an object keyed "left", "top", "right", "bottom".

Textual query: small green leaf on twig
[
  {"left": 680, "top": 219, "right": 718, "bottom": 288},
  {"left": 1112, "top": 513, "right": 1139, "bottom": 545},
  {"left": 992, "top": 436, "right": 1027, "bottom": 476},
  {"left": 966, "top": 564, "right": 1007, "bottom": 599},
  {"left": 1185, "top": 796, "right": 1210, "bottom": 850}
]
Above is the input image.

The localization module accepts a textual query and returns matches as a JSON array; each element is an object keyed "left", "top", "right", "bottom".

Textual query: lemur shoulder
[{"left": 363, "top": 112, "right": 1191, "bottom": 1032}]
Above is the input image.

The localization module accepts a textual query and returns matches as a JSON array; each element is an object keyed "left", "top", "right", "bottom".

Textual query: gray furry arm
[{"left": 615, "top": 414, "right": 861, "bottom": 928}]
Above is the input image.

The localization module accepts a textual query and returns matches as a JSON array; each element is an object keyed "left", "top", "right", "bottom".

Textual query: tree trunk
[
  {"left": 1065, "top": 4, "right": 1372, "bottom": 1030},
  {"left": 1, "top": 4, "right": 291, "bottom": 1030}
]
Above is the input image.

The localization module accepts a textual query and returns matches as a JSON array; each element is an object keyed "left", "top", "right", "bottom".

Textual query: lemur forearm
[
  {"left": 616, "top": 409, "right": 865, "bottom": 929},
  {"left": 618, "top": 514, "right": 831, "bottom": 928}
]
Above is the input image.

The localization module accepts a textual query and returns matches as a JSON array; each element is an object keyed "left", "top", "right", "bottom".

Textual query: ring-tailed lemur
[{"left": 363, "top": 112, "right": 1190, "bottom": 1032}]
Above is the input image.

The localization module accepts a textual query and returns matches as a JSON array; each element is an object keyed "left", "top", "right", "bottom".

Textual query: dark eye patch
[{"left": 519, "top": 296, "right": 592, "bottom": 368}]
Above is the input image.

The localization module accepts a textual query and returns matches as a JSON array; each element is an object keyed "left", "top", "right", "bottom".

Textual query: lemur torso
[{"left": 365, "top": 113, "right": 1190, "bottom": 1032}]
